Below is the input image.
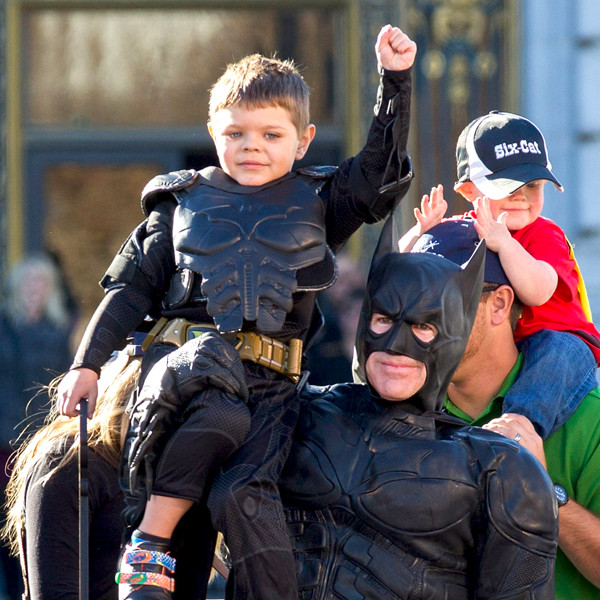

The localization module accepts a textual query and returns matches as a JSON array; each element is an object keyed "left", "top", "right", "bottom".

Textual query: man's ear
[
  {"left": 296, "top": 124, "right": 316, "bottom": 160},
  {"left": 490, "top": 285, "right": 515, "bottom": 326},
  {"left": 454, "top": 181, "right": 479, "bottom": 203}
]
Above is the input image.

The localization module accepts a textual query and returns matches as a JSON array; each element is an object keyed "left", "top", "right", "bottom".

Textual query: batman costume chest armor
[
  {"left": 166, "top": 169, "right": 335, "bottom": 334},
  {"left": 279, "top": 383, "right": 557, "bottom": 600},
  {"left": 280, "top": 390, "right": 480, "bottom": 599}
]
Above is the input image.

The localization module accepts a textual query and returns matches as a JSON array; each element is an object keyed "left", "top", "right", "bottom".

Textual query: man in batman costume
[
  {"left": 56, "top": 25, "right": 416, "bottom": 600},
  {"left": 277, "top": 218, "right": 559, "bottom": 599}
]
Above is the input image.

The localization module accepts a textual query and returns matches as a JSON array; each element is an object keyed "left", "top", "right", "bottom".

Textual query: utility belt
[{"left": 142, "top": 317, "right": 303, "bottom": 383}]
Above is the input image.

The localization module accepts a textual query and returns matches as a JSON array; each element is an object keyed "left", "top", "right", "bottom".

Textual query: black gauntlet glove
[{"left": 122, "top": 331, "right": 249, "bottom": 496}]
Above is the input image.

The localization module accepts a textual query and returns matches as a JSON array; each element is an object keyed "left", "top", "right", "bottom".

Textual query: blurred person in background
[{"left": 0, "top": 254, "right": 76, "bottom": 599}]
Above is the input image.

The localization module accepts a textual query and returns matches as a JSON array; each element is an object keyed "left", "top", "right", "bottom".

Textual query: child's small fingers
[{"left": 473, "top": 220, "right": 486, "bottom": 240}]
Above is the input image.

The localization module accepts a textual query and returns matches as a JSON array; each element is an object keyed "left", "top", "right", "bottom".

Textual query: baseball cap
[
  {"left": 411, "top": 218, "right": 510, "bottom": 286},
  {"left": 455, "top": 111, "right": 563, "bottom": 200}
]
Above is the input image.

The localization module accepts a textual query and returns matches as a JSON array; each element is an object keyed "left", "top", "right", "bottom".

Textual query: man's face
[
  {"left": 452, "top": 284, "right": 517, "bottom": 382},
  {"left": 354, "top": 248, "right": 484, "bottom": 412},
  {"left": 451, "top": 297, "right": 489, "bottom": 380},
  {"left": 365, "top": 313, "right": 437, "bottom": 401},
  {"left": 208, "top": 104, "right": 314, "bottom": 187}
]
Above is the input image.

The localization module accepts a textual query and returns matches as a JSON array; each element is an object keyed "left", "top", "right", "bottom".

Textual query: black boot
[{"left": 116, "top": 532, "right": 175, "bottom": 600}]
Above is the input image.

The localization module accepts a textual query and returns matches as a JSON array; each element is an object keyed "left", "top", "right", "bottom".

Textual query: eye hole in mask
[{"left": 369, "top": 313, "right": 438, "bottom": 344}]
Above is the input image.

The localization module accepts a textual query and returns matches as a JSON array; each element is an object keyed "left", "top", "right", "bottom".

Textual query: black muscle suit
[
  {"left": 280, "top": 386, "right": 558, "bottom": 599},
  {"left": 71, "top": 68, "right": 413, "bottom": 600},
  {"left": 278, "top": 223, "right": 558, "bottom": 599}
]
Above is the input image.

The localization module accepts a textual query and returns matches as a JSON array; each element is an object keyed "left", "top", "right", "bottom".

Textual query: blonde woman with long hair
[
  {"left": 0, "top": 254, "right": 77, "bottom": 453},
  {"left": 3, "top": 352, "right": 140, "bottom": 600}
]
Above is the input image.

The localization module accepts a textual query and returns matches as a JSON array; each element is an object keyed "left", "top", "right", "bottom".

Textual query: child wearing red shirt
[{"left": 401, "top": 111, "right": 600, "bottom": 439}]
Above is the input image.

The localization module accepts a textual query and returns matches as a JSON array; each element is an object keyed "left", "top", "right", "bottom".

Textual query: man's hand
[
  {"left": 485, "top": 412, "right": 600, "bottom": 588},
  {"left": 57, "top": 368, "right": 99, "bottom": 418},
  {"left": 482, "top": 412, "right": 546, "bottom": 468},
  {"left": 375, "top": 25, "right": 417, "bottom": 72}
]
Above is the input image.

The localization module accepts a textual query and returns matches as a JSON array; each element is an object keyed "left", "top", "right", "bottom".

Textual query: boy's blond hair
[{"left": 208, "top": 54, "right": 310, "bottom": 134}]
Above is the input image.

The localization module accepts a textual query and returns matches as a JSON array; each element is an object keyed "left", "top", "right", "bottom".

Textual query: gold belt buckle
[
  {"left": 142, "top": 317, "right": 217, "bottom": 350},
  {"left": 141, "top": 319, "right": 303, "bottom": 383},
  {"left": 235, "top": 332, "right": 263, "bottom": 363},
  {"left": 236, "top": 332, "right": 302, "bottom": 382}
]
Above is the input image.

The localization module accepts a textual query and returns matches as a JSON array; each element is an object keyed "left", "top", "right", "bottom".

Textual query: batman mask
[{"left": 353, "top": 217, "right": 485, "bottom": 412}]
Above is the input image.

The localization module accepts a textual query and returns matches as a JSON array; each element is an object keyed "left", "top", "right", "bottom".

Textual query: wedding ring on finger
[{"left": 513, "top": 432, "right": 522, "bottom": 443}]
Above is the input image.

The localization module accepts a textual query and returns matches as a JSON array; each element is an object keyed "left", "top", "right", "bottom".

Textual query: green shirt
[{"left": 445, "top": 354, "right": 600, "bottom": 599}]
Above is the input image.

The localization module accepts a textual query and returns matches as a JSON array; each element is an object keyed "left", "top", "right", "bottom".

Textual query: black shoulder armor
[
  {"left": 141, "top": 169, "right": 198, "bottom": 216},
  {"left": 297, "top": 165, "right": 338, "bottom": 179},
  {"left": 297, "top": 165, "right": 337, "bottom": 194}
]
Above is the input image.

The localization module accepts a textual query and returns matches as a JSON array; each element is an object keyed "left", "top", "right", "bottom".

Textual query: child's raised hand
[
  {"left": 414, "top": 184, "right": 448, "bottom": 234},
  {"left": 398, "top": 184, "right": 446, "bottom": 252},
  {"left": 473, "top": 196, "right": 512, "bottom": 252},
  {"left": 375, "top": 25, "right": 417, "bottom": 72}
]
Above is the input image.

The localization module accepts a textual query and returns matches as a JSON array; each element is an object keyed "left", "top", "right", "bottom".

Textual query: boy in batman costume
[
  {"left": 276, "top": 219, "right": 559, "bottom": 599},
  {"left": 57, "top": 26, "right": 416, "bottom": 600}
]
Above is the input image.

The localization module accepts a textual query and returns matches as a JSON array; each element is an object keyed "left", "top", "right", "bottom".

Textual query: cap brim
[{"left": 472, "top": 163, "right": 563, "bottom": 200}]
